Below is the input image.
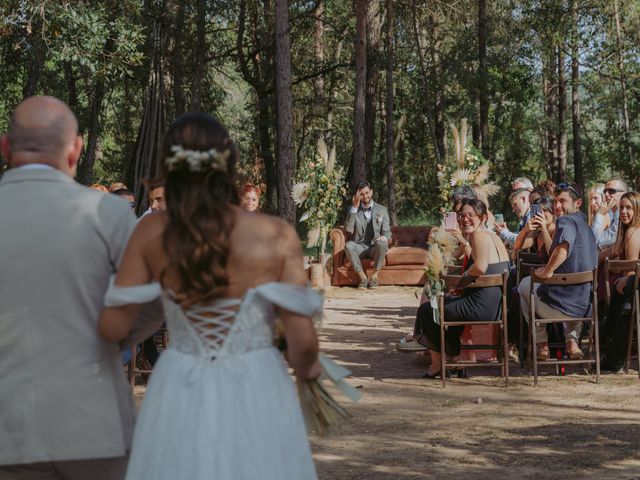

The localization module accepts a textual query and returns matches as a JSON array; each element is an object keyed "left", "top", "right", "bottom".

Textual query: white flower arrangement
[{"left": 164, "top": 145, "right": 230, "bottom": 173}]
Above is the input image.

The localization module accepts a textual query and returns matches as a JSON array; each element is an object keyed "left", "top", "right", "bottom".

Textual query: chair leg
[
  {"left": 128, "top": 345, "right": 137, "bottom": 387},
  {"left": 503, "top": 323, "right": 509, "bottom": 386},
  {"left": 441, "top": 322, "right": 447, "bottom": 388}
]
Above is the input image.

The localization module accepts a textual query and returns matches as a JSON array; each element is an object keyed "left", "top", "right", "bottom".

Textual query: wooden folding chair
[
  {"left": 605, "top": 259, "right": 640, "bottom": 376},
  {"left": 439, "top": 271, "right": 510, "bottom": 387},
  {"left": 516, "top": 251, "right": 546, "bottom": 367},
  {"left": 530, "top": 268, "right": 599, "bottom": 385}
]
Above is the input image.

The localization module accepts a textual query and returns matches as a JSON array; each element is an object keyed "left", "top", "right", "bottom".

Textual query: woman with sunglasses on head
[
  {"left": 413, "top": 198, "right": 510, "bottom": 379},
  {"left": 598, "top": 192, "right": 640, "bottom": 372},
  {"left": 513, "top": 196, "right": 556, "bottom": 262}
]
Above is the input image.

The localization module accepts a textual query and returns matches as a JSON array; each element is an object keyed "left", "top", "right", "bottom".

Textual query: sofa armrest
[{"left": 330, "top": 227, "right": 347, "bottom": 272}]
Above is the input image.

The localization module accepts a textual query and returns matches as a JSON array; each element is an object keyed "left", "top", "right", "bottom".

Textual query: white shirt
[{"left": 350, "top": 202, "right": 374, "bottom": 221}]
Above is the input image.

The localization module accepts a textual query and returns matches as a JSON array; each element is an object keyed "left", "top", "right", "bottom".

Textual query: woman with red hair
[{"left": 239, "top": 183, "right": 260, "bottom": 212}]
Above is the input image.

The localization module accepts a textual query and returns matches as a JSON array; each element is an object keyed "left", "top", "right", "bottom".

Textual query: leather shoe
[{"left": 601, "top": 358, "right": 624, "bottom": 373}]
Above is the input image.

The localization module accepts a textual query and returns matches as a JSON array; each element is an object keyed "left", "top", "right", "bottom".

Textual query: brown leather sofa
[{"left": 329, "top": 226, "right": 431, "bottom": 286}]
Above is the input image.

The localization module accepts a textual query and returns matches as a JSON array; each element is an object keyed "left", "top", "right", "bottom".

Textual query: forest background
[{"left": 1, "top": 0, "right": 639, "bottom": 237}]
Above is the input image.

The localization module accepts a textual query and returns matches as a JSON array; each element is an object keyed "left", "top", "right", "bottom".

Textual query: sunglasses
[
  {"left": 604, "top": 188, "right": 624, "bottom": 195},
  {"left": 555, "top": 182, "right": 579, "bottom": 198},
  {"left": 129, "top": 202, "right": 136, "bottom": 209}
]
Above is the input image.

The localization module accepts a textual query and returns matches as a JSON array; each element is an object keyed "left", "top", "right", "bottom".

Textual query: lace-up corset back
[{"left": 160, "top": 288, "right": 277, "bottom": 358}]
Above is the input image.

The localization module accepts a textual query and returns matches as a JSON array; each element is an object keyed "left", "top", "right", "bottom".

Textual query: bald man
[{"left": 0, "top": 97, "right": 163, "bottom": 480}]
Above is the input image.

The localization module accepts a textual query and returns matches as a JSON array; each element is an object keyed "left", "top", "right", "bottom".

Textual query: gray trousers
[
  {"left": 0, "top": 455, "right": 128, "bottom": 480},
  {"left": 345, "top": 239, "right": 388, "bottom": 273},
  {"left": 518, "top": 276, "right": 583, "bottom": 343}
]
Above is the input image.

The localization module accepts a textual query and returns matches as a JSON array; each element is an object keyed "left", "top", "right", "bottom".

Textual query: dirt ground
[{"left": 135, "top": 286, "right": 640, "bottom": 480}]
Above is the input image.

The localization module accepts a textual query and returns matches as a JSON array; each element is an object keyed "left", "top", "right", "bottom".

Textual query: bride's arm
[
  {"left": 277, "top": 222, "right": 321, "bottom": 381},
  {"left": 99, "top": 217, "right": 156, "bottom": 341}
]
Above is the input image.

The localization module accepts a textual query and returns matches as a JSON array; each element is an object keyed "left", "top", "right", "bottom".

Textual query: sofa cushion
[
  {"left": 391, "top": 226, "right": 430, "bottom": 248},
  {"left": 385, "top": 246, "right": 428, "bottom": 266}
]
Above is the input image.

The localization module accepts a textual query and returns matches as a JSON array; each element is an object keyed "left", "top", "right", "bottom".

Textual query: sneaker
[
  {"left": 368, "top": 277, "right": 379, "bottom": 289},
  {"left": 507, "top": 344, "right": 520, "bottom": 363},
  {"left": 357, "top": 277, "right": 368, "bottom": 289}
]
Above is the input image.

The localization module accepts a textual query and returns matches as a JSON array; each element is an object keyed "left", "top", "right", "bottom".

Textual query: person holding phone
[
  {"left": 513, "top": 196, "right": 556, "bottom": 261},
  {"left": 345, "top": 180, "right": 392, "bottom": 289},
  {"left": 493, "top": 187, "right": 532, "bottom": 246}
]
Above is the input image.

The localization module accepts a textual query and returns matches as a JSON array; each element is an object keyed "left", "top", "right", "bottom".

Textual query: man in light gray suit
[
  {"left": 345, "top": 180, "right": 392, "bottom": 289},
  {"left": 0, "top": 96, "right": 163, "bottom": 480}
]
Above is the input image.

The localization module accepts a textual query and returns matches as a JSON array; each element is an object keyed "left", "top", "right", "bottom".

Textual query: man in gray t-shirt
[{"left": 518, "top": 183, "right": 597, "bottom": 361}]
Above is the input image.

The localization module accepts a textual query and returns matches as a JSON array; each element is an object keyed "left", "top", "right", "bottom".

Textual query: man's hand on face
[{"left": 352, "top": 189, "right": 362, "bottom": 209}]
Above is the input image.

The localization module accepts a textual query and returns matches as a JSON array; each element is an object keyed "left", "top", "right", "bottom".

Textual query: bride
[{"left": 99, "top": 112, "right": 320, "bottom": 479}]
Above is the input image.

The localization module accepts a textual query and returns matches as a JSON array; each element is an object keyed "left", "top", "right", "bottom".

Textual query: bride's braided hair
[{"left": 159, "top": 112, "right": 239, "bottom": 307}]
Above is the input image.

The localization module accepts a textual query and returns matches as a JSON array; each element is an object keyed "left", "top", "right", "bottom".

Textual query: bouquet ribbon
[{"left": 318, "top": 354, "right": 362, "bottom": 402}]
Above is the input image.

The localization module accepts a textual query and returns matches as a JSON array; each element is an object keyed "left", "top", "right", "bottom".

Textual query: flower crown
[{"left": 164, "top": 145, "right": 230, "bottom": 173}]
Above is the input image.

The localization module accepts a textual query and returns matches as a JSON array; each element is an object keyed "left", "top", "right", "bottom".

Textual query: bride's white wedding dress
[{"left": 105, "top": 281, "right": 321, "bottom": 480}]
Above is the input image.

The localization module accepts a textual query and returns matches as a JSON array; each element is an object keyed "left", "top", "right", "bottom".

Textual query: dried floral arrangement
[
  {"left": 291, "top": 151, "right": 347, "bottom": 254},
  {"left": 436, "top": 119, "right": 499, "bottom": 207}
]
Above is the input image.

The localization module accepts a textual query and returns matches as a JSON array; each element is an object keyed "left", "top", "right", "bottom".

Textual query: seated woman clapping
[
  {"left": 413, "top": 199, "right": 511, "bottom": 379},
  {"left": 513, "top": 195, "right": 556, "bottom": 262},
  {"left": 599, "top": 192, "right": 640, "bottom": 372}
]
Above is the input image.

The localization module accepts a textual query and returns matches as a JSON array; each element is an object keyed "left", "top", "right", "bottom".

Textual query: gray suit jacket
[
  {"left": 0, "top": 168, "right": 163, "bottom": 465},
  {"left": 345, "top": 201, "right": 392, "bottom": 245}
]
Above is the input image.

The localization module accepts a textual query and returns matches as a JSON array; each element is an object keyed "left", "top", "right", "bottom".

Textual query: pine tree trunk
[
  {"left": 274, "top": 0, "right": 295, "bottom": 223},
  {"left": 410, "top": 0, "right": 440, "bottom": 164},
  {"left": 478, "top": 0, "right": 490, "bottom": 159},
  {"left": 544, "top": 46, "right": 558, "bottom": 180},
  {"left": 364, "top": 0, "right": 382, "bottom": 178},
  {"left": 385, "top": 0, "right": 397, "bottom": 226},
  {"left": 352, "top": 0, "right": 368, "bottom": 188},
  {"left": 557, "top": 45, "right": 567, "bottom": 182},
  {"left": 613, "top": 0, "right": 633, "bottom": 163},
  {"left": 190, "top": 0, "right": 206, "bottom": 111},
  {"left": 571, "top": 0, "right": 583, "bottom": 186},
  {"left": 429, "top": 13, "right": 446, "bottom": 162}
]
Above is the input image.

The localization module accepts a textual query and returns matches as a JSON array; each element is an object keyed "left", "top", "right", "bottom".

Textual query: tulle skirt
[{"left": 125, "top": 347, "right": 317, "bottom": 480}]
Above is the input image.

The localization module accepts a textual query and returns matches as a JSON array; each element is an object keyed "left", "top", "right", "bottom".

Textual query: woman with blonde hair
[{"left": 600, "top": 191, "right": 640, "bottom": 371}]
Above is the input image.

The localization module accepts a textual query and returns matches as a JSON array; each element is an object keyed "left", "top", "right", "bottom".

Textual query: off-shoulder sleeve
[
  {"left": 104, "top": 275, "right": 162, "bottom": 307},
  {"left": 254, "top": 283, "right": 324, "bottom": 318}
]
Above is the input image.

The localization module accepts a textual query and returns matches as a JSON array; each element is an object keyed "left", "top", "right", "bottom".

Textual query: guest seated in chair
[
  {"left": 344, "top": 180, "right": 392, "bottom": 289},
  {"left": 599, "top": 192, "right": 640, "bottom": 372},
  {"left": 513, "top": 195, "right": 556, "bottom": 262},
  {"left": 413, "top": 199, "right": 510, "bottom": 379},
  {"left": 518, "top": 182, "right": 597, "bottom": 360}
]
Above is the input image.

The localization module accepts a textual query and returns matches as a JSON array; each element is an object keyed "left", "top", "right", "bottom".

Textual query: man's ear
[
  {"left": 67, "top": 135, "right": 83, "bottom": 176},
  {"left": 0, "top": 135, "right": 11, "bottom": 166},
  {"left": 575, "top": 198, "right": 583, "bottom": 209}
]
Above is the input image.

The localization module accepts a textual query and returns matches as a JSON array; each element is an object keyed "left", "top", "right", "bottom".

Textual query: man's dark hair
[
  {"left": 354, "top": 180, "right": 371, "bottom": 192},
  {"left": 554, "top": 182, "right": 583, "bottom": 202},
  {"left": 111, "top": 188, "right": 134, "bottom": 197},
  {"left": 146, "top": 179, "right": 165, "bottom": 191}
]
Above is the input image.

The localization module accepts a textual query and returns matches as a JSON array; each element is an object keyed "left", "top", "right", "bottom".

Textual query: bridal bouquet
[
  {"left": 423, "top": 227, "right": 458, "bottom": 323},
  {"left": 274, "top": 320, "right": 360, "bottom": 436}
]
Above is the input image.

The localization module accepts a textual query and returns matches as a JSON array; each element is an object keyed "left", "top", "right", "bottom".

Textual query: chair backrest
[
  {"left": 390, "top": 226, "right": 431, "bottom": 248},
  {"left": 442, "top": 271, "right": 508, "bottom": 292},
  {"left": 604, "top": 258, "right": 640, "bottom": 305},
  {"left": 531, "top": 269, "right": 596, "bottom": 287},
  {"left": 516, "top": 251, "right": 546, "bottom": 282}
]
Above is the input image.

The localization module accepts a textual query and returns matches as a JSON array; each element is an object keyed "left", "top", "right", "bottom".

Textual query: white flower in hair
[{"left": 165, "top": 145, "right": 230, "bottom": 172}]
